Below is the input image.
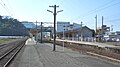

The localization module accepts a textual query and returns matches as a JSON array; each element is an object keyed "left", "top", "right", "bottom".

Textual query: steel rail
[
  {"left": 0, "top": 39, "right": 26, "bottom": 67},
  {"left": 0, "top": 44, "right": 20, "bottom": 59},
  {"left": 3, "top": 42, "right": 25, "bottom": 67}
]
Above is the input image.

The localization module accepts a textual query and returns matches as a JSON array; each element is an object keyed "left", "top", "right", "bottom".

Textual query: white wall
[
  {"left": 73, "top": 23, "right": 81, "bottom": 29},
  {"left": 57, "top": 21, "right": 70, "bottom": 32},
  {"left": 57, "top": 22, "right": 82, "bottom": 32}
]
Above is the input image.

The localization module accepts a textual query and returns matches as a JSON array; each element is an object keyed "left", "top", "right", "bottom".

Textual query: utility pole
[
  {"left": 72, "top": 26, "right": 74, "bottom": 41},
  {"left": 63, "top": 26, "right": 65, "bottom": 51},
  {"left": 41, "top": 22, "right": 43, "bottom": 43},
  {"left": 81, "top": 21, "right": 83, "bottom": 41},
  {"left": 95, "top": 15, "right": 97, "bottom": 42},
  {"left": 36, "top": 21, "right": 37, "bottom": 45},
  {"left": 47, "top": 5, "right": 63, "bottom": 51},
  {"left": 95, "top": 15, "right": 97, "bottom": 33},
  {"left": 111, "top": 25, "right": 113, "bottom": 31},
  {"left": 102, "top": 16, "right": 103, "bottom": 29},
  {"left": 53, "top": 5, "right": 57, "bottom": 51},
  {"left": 101, "top": 16, "right": 104, "bottom": 42},
  {"left": 102, "top": 16, "right": 103, "bottom": 34}
]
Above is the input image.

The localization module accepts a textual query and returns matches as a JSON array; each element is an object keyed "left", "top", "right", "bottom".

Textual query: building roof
[{"left": 57, "top": 26, "right": 94, "bottom": 34}]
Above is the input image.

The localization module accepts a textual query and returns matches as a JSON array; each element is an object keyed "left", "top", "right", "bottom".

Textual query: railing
[
  {"left": 57, "top": 37, "right": 120, "bottom": 42},
  {"left": 58, "top": 37, "right": 96, "bottom": 42}
]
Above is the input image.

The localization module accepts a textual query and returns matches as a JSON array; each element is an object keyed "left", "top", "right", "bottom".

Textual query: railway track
[{"left": 0, "top": 39, "right": 27, "bottom": 67}]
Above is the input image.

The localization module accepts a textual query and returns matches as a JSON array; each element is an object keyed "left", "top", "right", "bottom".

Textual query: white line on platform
[{"left": 25, "top": 39, "right": 29, "bottom": 45}]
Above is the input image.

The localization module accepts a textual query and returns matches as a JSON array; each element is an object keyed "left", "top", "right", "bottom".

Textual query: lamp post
[
  {"left": 47, "top": 5, "right": 63, "bottom": 51},
  {"left": 40, "top": 22, "right": 43, "bottom": 43},
  {"left": 36, "top": 21, "right": 37, "bottom": 45},
  {"left": 63, "top": 26, "right": 66, "bottom": 51},
  {"left": 81, "top": 22, "right": 83, "bottom": 41},
  {"left": 95, "top": 15, "right": 97, "bottom": 42},
  {"left": 71, "top": 26, "right": 74, "bottom": 41},
  {"left": 63, "top": 28, "right": 65, "bottom": 51}
]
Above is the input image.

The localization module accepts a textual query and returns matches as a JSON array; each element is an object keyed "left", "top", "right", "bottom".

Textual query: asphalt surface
[{"left": 14, "top": 38, "right": 120, "bottom": 67}]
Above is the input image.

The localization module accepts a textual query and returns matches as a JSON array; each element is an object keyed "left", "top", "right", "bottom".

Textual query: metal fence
[
  {"left": 59, "top": 37, "right": 96, "bottom": 42},
  {"left": 59, "top": 37, "right": 120, "bottom": 42}
]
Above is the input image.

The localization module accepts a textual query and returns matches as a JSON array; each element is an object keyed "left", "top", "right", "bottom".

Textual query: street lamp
[
  {"left": 63, "top": 26, "right": 65, "bottom": 51},
  {"left": 47, "top": 5, "right": 63, "bottom": 51},
  {"left": 47, "top": 10, "right": 53, "bottom": 13},
  {"left": 36, "top": 21, "right": 37, "bottom": 45},
  {"left": 57, "top": 10, "right": 63, "bottom": 13},
  {"left": 69, "top": 26, "right": 74, "bottom": 41},
  {"left": 81, "top": 22, "right": 83, "bottom": 41},
  {"left": 40, "top": 22, "right": 43, "bottom": 43}
]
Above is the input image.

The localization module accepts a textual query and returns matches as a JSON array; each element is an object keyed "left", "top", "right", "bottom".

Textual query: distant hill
[{"left": 0, "top": 16, "right": 29, "bottom": 36}]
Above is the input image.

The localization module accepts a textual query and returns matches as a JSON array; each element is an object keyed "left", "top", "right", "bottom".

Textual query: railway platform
[
  {"left": 55, "top": 39, "right": 120, "bottom": 48},
  {"left": 12, "top": 38, "right": 120, "bottom": 67}
]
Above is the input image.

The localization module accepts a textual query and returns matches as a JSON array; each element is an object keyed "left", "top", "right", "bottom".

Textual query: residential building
[
  {"left": 72, "top": 23, "right": 81, "bottom": 29},
  {"left": 96, "top": 25, "right": 110, "bottom": 37},
  {"left": 102, "top": 25, "right": 110, "bottom": 34},
  {"left": 103, "top": 31, "right": 120, "bottom": 41},
  {"left": 57, "top": 21, "right": 70, "bottom": 32},
  {"left": 57, "top": 21, "right": 81, "bottom": 32},
  {"left": 106, "top": 31, "right": 120, "bottom": 38}
]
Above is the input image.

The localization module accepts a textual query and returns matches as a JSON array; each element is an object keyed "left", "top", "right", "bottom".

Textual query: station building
[{"left": 57, "top": 21, "right": 95, "bottom": 40}]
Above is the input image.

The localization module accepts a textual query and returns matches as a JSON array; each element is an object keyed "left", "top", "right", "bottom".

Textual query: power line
[
  {"left": 85, "top": 0, "right": 115, "bottom": 15},
  {"left": 0, "top": 0, "right": 13, "bottom": 16},
  {"left": 105, "top": 18, "right": 120, "bottom": 22},
  {"left": 71, "top": 0, "right": 120, "bottom": 22},
  {"left": 6, "top": 0, "right": 16, "bottom": 17},
  {"left": 0, "top": 2, "right": 9, "bottom": 14},
  {"left": 56, "top": 0, "right": 64, "bottom": 5},
  {"left": 82, "top": 1, "right": 120, "bottom": 19}
]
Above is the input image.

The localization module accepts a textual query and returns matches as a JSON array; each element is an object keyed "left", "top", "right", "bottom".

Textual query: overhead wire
[
  {"left": 105, "top": 18, "right": 120, "bottom": 22},
  {"left": 82, "top": 1, "right": 120, "bottom": 19},
  {"left": 71, "top": 0, "right": 120, "bottom": 22},
  {"left": 0, "top": 0, "right": 13, "bottom": 17},
  {"left": 0, "top": 2, "right": 11, "bottom": 16},
  {"left": 6, "top": 0, "right": 16, "bottom": 18},
  {"left": 83, "top": 0, "right": 115, "bottom": 16}
]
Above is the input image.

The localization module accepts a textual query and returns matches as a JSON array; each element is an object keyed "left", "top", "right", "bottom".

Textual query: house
[{"left": 103, "top": 31, "right": 120, "bottom": 41}]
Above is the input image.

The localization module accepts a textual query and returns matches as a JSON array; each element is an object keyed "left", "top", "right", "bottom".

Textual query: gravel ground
[
  {"left": 9, "top": 45, "right": 26, "bottom": 67},
  {"left": 56, "top": 42, "right": 120, "bottom": 61},
  {"left": 102, "top": 42, "right": 120, "bottom": 46},
  {"left": 0, "top": 38, "right": 18, "bottom": 45}
]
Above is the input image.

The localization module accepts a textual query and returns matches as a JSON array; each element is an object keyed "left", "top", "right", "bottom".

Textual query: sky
[{"left": 0, "top": 0, "right": 120, "bottom": 31}]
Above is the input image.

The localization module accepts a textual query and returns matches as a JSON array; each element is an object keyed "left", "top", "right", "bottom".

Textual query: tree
[{"left": 0, "top": 16, "right": 29, "bottom": 36}]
